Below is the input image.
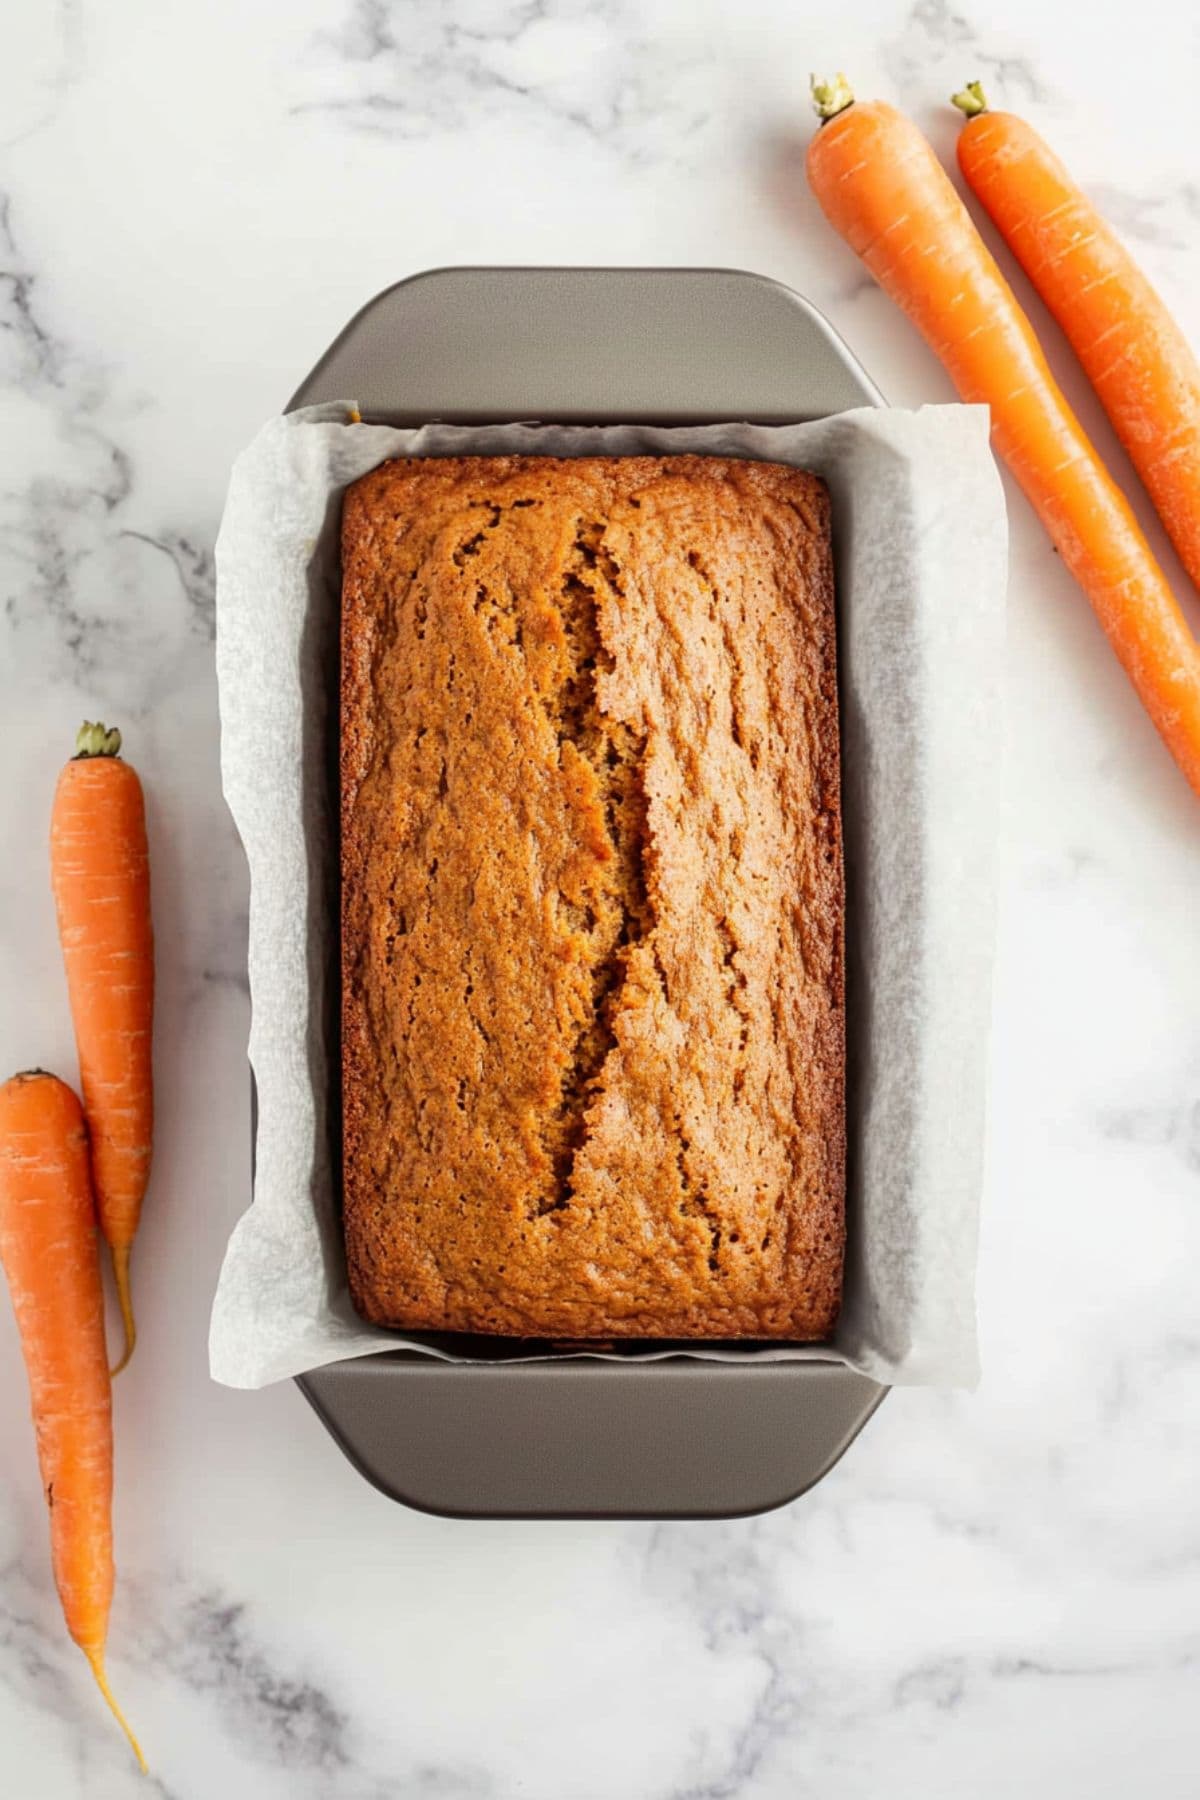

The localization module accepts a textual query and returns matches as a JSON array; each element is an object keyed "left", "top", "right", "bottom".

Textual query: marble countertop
[{"left": 3, "top": 1, "right": 1199, "bottom": 1795}]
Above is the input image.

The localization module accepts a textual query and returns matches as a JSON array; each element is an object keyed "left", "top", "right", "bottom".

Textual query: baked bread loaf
[{"left": 341, "top": 454, "right": 844, "bottom": 1338}]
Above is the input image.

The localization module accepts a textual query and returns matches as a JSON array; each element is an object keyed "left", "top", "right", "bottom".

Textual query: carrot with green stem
[
  {"left": 806, "top": 75, "right": 1200, "bottom": 798},
  {"left": 51, "top": 723, "right": 154, "bottom": 1373},
  {"left": 952, "top": 80, "right": 1200, "bottom": 599},
  {"left": 0, "top": 1071, "right": 146, "bottom": 1772}
]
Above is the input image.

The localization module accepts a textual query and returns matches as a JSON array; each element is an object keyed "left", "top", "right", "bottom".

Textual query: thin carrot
[
  {"left": 0, "top": 1071, "right": 146, "bottom": 1772},
  {"left": 806, "top": 75, "right": 1200, "bottom": 798},
  {"left": 952, "top": 80, "right": 1200, "bottom": 599},
  {"left": 51, "top": 722, "right": 154, "bottom": 1374}
]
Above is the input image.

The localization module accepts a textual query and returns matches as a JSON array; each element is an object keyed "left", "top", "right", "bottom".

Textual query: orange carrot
[
  {"left": 806, "top": 75, "right": 1200, "bottom": 797},
  {"left": 51, "top": 723, "right": 154, "bottom": 1374},
  {"left": 953, "top": 80, "right": 1200, "bottom": 599},
  {"left": 0, "top": 1071, "right": 145, "bottom": 1772}
]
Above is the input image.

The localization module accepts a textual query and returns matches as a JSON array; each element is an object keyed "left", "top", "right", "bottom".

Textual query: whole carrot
[
  {"left": 953, "top": 81, "right": 1200, "bottom": 598},
  {"left": 51, "top": 722, "right": 154, "bottom": 1373},
  {"left": 807, "top": 75, "right": 1200, "bottom": 798},
  {"left": 0, "top": 1071, "right": 145, "bottom": 1771}
]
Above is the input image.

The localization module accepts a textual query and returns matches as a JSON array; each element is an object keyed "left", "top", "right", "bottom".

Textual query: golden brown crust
[{"left": 340, "top": 454, "right": 844, "bottom": 1338}]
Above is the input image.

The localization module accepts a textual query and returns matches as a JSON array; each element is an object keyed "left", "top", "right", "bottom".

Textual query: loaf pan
[{"left": 285, "top": 266, "right": 888, "bottom": 1518}]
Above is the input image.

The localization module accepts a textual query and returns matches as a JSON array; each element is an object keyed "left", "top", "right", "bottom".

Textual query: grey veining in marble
[
  {"left": 292, "top": 0, "right": 722, "bottom": 169},
  {"left": 882, "top": 0, "right": 1051, "bottom": 107}
]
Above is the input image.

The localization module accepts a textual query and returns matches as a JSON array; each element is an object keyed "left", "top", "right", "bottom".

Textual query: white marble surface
[{"left": 2, "top": 0, "right": 1199, "bottom": 1794}]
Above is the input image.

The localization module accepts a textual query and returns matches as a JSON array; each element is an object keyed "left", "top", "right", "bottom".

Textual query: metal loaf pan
[{"left": 287, "top": 267, "right": 887, "bottom": 1518}]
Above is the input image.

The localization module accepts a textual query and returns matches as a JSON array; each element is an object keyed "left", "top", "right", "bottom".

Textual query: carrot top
[
  {"left": 810, "top": 72, "right": 855, "bottom": 122},
  {"left": 74, "top": 722, "right": 123, "bottom": 760},
  {"left": 951, "top": 80, "right": 989, "bottom": 118}
]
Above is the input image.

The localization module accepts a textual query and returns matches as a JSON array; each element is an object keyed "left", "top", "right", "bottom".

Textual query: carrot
[
  {"left": 952, "top": 80, "right": 1200, "bottom": 600},
  {"left": 0, "top": 1071, "right": 145, "bottom": 1772},
  {"left": 51, "top": 722, "right": 154, "bottom": 1374},
  {"left": 806, "top": 75, "right": 1200, "bottom": 798}
]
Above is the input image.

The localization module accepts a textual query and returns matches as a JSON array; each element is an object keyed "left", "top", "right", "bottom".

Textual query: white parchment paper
[{"left": 210, "top": 404, "right": 1006, "bottom": 1389}]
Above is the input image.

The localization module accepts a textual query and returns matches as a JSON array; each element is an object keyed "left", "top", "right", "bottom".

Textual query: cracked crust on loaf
[{"left": 340, "top": 454, "right": 844, "bottom": 1339}]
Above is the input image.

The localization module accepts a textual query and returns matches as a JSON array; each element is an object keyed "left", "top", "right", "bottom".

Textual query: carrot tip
[
  {"left": 810, "top": 72, "right": 855, "bottom": 123},
  {"left": 84, "top": 1647, "right": 147, "bottom": 1775},
  {"left": 110, "top": 1243, "right": 136, "bottom": 1376},
  {"left": 951, "top": 79, "right": 988, "bottom": 118}
]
